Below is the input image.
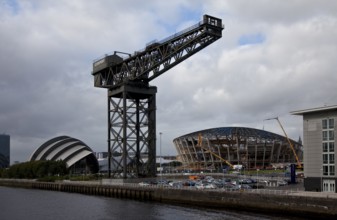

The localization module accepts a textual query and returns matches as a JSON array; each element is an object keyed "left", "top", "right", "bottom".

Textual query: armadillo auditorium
[
  {"left": 29, "top": 136, "right": 99, "bottom": 174},
  {"left": 173, "top": 127, "right": 303, "bottom": 171}
]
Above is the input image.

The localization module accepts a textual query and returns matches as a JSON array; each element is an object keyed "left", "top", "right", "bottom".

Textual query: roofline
[
  {"left": 173, "top": 126, "right": 301, "bottom": 145},
  {"left": 291, "top": 105, "right": 337, "bottom": 115}
]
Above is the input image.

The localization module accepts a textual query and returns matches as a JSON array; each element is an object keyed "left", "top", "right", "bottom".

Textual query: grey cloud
[{"left": 1, "top": 0, "right": 337, "bottom": 162}]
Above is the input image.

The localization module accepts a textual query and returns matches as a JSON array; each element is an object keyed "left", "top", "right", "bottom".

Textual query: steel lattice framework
[
  {"left": 92, "top": 15, "right": 224, "bottom": 178},
  {"left": 173, "top": 127, "right": 303, "bottom": 171}
]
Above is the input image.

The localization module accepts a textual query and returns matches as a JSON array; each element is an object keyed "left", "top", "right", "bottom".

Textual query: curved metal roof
[
  {"left": 174, "top": 126, "right": 299, "bottom": 144},
  {"left": 29, "top": 136, "right": 98, "bottom": 170}
]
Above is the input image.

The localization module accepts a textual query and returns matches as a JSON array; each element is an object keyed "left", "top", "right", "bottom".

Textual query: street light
[
  {"left": 159, "top": 132, "right": 162, "bottom": 183},
  {"left": 257, "top": 169, "right": 259, "bottom": 190},
  {"left": 320, "top": 168, "right": 323, "bottom": 192}
]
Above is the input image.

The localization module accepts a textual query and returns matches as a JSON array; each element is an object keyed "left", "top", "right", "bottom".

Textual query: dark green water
[{"left": 0, "top": 186, "right": 301, "bottom": 220}]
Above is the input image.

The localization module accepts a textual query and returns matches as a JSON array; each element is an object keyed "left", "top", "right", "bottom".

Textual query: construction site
[{"left": 173, "top": 126, "right": 303, "bottom": 172}]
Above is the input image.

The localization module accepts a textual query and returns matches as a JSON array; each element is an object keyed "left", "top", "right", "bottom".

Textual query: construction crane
[
  {"left": 92, "top": 15, "right": 224, "bottom": 178},
  {"left": 265, "top": 117, "right": 302, "bottom": 169},
  {"left": 197, "top": 133, "right": 234, "bottom": 169}
]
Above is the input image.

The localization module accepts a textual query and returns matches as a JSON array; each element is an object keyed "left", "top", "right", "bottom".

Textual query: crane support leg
[{"left": 107, "top": 83, "right": 157, "bottom": 178}]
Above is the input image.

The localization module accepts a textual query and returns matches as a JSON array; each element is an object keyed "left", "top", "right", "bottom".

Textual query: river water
[{"left": 0, "top": 186, "right": 301, "bottom": 220}]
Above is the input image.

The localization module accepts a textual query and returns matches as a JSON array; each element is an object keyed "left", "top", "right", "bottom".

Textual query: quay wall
[
  {"left": 0, "top": 179, "right": 336, "bottom": 219},
  {"left": 156, "top": 188, "right": 336, "bottom": 218}
]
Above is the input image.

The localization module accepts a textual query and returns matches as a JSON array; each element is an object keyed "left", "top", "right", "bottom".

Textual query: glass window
[
  {"left": 329, "top": 142, "right": 335, "bottom": 152},
  {"left": 329, "top": 154, "right": 335, "bottom": 164},
  {"left": 323, "top": 154, "right": 328, "bottom": 164},
  {"left": 323, "top": 143, "right": 328, "bottom": 152},
  {"left": 329, "top": 118, "right": 334, "bottom": 129},
  {"left": 322, "top": 119, "right": 328, "bottom": 129},
  {"left": 329, "top": 131, "right": 334, "bottom": 140},
  {"left": 323, "top": 131, "right": 328, "bottom": 141},
  {"left": 323, "top": 165, "right": 329, "bottom": 176},
  {"left": 329, "top": 166, "right": 335, "bottom": 176}
]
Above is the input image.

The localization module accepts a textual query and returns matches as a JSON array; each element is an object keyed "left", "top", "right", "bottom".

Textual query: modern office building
[
  {"left": 0, "top": 134, "right": 10, "bottom": 168},
  {"left": 292, "top": 105, "right": 337, "bottom": 192}
]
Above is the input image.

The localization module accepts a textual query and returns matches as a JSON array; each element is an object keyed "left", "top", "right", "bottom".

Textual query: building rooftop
[{"left": 291, "top": 104, "right": 337, "bottom": 115}]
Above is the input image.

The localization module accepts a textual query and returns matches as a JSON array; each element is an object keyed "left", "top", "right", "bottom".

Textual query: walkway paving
[
  {"left": 289, "top": 191, "right": 337, "bottom": 199},
  {"left": 269, "top": 181, "right": 337, "bottom": 199}
]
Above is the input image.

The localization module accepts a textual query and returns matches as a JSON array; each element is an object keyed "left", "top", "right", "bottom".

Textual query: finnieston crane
[{"left": 92, "top": 15, "right": 224, "bottom": 178}]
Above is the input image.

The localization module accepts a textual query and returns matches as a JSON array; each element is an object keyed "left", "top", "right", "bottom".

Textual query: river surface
[{"left": 0, "top": 186, "right": 302, "bottom": 220}]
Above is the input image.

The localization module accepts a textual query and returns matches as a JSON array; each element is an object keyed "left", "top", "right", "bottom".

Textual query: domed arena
[
  {"left": 29, "top": 136, "right": 99, "bottom": 174},
  {"left": 173, "top": 127, "right": 303, "bottom": 172}
]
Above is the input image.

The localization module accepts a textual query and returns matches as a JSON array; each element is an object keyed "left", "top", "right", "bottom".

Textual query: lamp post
[
  {"left": 320, "top": 168, "right": 323, "bottom": 192},
  {"left": 222, "top": 168, "right": 225, "bottom": 189},
  {"left": 257, "top": 169, "right": 259, "bottom": 190},
  {"left": 159, "top": 132, "right": 162, "bottom": 183}
]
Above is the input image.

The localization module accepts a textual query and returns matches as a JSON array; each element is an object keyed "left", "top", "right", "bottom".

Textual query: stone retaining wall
[
  {"left": 0, "top": 179, "right": 336, "bottom": 219},
  {"left": 155, "top": 188, "right": 336, "bottom": 218}
]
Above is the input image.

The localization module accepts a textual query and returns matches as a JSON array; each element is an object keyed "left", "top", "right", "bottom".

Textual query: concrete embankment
[{"left": 0, "top": 179, "right": 336, "bottom": 219}]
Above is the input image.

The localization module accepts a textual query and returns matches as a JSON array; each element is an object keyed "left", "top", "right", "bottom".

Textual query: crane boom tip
[{"left": 264, "top": 117, "right": 278, "bottom": 121}]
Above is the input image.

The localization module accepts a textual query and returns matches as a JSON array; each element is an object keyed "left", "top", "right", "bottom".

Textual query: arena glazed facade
[
  {"left": 173, "top": 127, "right": 303, "bottom": 171},
  {"left": 29, "top": 136, "right": 99, "bottom": 174}
]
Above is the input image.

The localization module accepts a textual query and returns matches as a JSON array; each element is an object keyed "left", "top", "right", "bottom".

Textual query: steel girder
[{"left": 174, "top": 135, "right": 302, "bottom": 171}]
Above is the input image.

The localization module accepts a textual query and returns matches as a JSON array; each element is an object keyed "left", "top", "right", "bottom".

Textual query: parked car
[
  {"left": 239, "top": 179, "right": 252, "bottom": 184},
  {"left": 182, "top": 181, "right": 195, "bottom": 187},
  {"left": 278, "top": 181, "right": 288, "bottom": 186},
  {"left": 205, "top": 183, "right": 217, "bottom": 189},
  {"left": 138, "top": 181, "right": 150, "bottom": 186},
  {"left": 169, "top": 181, "right": 183, "bottom": 188},
  {"left": 195, "top": 183, "right": 206, "bottom": 189},
  {"left": 251, "top": 184, "right": 265, "bottom": 189},
  {"left": 240, "top": 184, "right": 252, "bottom": 189},
  {"left": 248, "top": 178, "right": 257, "bottom": 183}
]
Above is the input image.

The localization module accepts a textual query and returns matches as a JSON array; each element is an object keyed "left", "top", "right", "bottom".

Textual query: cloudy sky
[{"left": 1, "top": 0, "right": 337, "bottom": 163}]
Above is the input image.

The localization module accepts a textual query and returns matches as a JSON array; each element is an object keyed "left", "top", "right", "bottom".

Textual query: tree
[{"left": 1, "top": 160, "right": 68, "bottom": 179}]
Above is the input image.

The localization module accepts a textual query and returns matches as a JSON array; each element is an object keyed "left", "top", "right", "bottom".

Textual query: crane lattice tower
[{"left": 92, "top": 15, "right": 224, "bottom": 178}]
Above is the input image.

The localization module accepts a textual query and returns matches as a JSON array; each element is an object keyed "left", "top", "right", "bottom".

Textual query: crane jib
[{"left": 92, "top": 14, "right": 224, "bottom": 89}]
